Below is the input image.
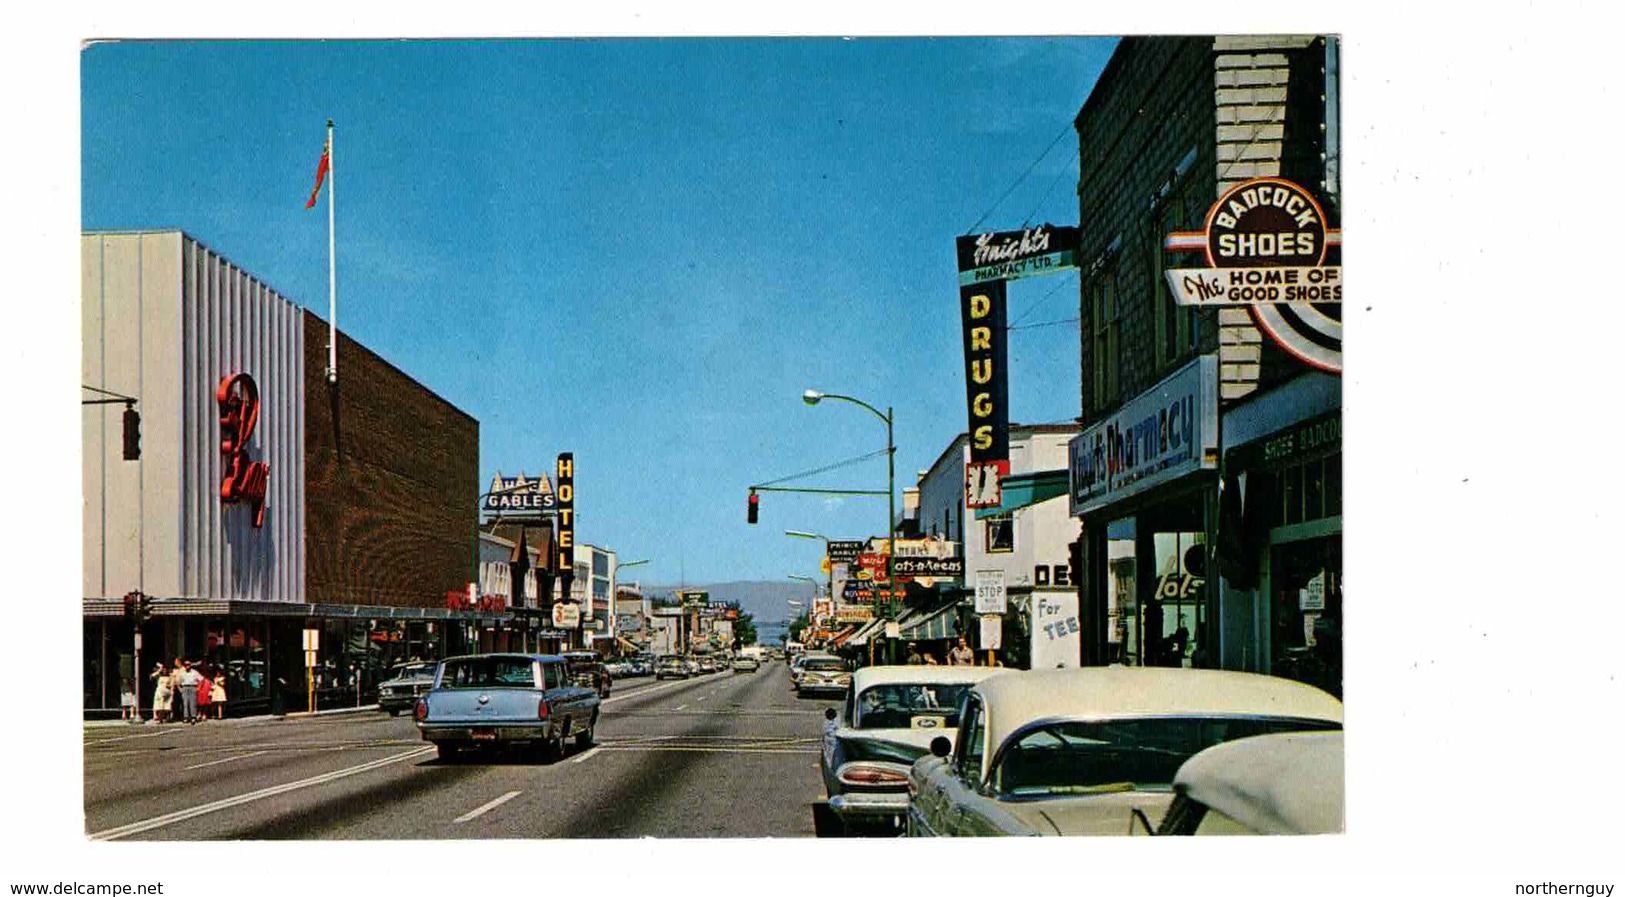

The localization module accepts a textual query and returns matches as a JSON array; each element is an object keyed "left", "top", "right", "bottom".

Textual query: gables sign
[
  {"left": 1068, "top": 355, "right": 1219, "bottom": 517},
  {"left": 481, "top": 471, "right": 556, "bottom": 516},
  {"left": 1163, "top": 177, "right": 1343, "bottom": 373},
  {"left": 217, "top": 373, "right": 270, "bottom": 528}
]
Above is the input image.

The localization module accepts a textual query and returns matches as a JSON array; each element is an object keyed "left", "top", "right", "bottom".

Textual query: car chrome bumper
[
  {"left": 829, "top": 791, "right": 910, "bottom": 819},
  {"left": 418, "top": 724, "right": 551, "bottom": 744}
]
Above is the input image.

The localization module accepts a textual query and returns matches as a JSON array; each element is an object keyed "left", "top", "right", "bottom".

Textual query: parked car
[
  {"left": 655, "top": 655, "right": 690, "bottom": 680},
  {"left": 731, "top": 654, "right": 760, "bottom": 672},
  {"left": 814, "top": 664, "right": 1003, "bottom": 836},
  {"left": 414, "top": 653, "right": 600, "bottom": 763},
  {"left": 378, "top": 660, "right": 439, "bottom": 716},
  {"left": 906, "top": 668, "right": 1343, "bottom": 836},
  {"left": 795, "top": 655, "right": 851, "bottom": 697},
  {"left": 1153, "top": 731, "right": 1344, "bottom": 836},
  {"left": 562, "top": 650, "right": 612, "bottom": 698}
]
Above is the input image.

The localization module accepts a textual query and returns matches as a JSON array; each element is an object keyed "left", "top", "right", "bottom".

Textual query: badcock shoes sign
[{"left": 1162, "top": 177, "right": 1343, "bottom": 372}]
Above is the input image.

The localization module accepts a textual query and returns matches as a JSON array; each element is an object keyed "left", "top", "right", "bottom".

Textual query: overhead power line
[
  {"left": 964, "top": 120, "right": 1075, "bottom": 236},
  {"left": 755, "top": 448, "right": 889, "bottom": 488}
]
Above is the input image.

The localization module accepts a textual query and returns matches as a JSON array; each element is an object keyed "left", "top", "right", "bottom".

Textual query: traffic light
[
  {"left": 137, "top": 592, "right": 153, "bottom": 621},
  {"left": 747, "top": 490, "right": 759, "bottom": 524},
  {"left": 122, "top": 402, "right": 141, "bottom": 461},
  {"left": 122, "top": 592, "right": 136, "bottom": 619}
]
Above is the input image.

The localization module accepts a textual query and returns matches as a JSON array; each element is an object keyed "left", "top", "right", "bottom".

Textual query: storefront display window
[
  {"left": 1270, "top": 535, "right": 1342, "bottom": 697},
  {"left": 1151, "top": 531, "right": 1205, "bottom": 668},
  {"left": 1105, "top": 517, "right": 1136, "bottom": 665}
]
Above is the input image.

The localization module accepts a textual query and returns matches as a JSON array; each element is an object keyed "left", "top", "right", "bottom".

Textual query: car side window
[
  {"left": 542, "top": 663, "right": 560, "bottom": 689},
  {"left": 954, "top": 697, "right": 985, "bottom": 785}
]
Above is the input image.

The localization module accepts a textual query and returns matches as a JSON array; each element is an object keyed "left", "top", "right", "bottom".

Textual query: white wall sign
[
  {"left": 302, "top": 629, "right": 320, "bottom": 652},
  {"left": 979, "top": 614, "right": 1002, "bottom": 651},
  {"left": 1299, "top": 571, "right": 1326, "bottom": 611},
  {"left": 552, "top": 602, "right": 581, "bottom": 629},
  {"left": 974, "top": 569, "right": 1007, "bottom": 614},
  {"left": 1030, "top": 591, "right": 1081, "bottom": 669}
]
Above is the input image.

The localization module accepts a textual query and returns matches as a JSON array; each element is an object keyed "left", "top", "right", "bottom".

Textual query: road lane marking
[
  {"left": 601, "top": 678, "right": 697, "bottom": 705},
  {"left": 454, "top": 790, "right": 522, "bottom": 823},
  {"left": 570, "top": 747, "right": 601, "bottom": 764},
  {"left": 184, "top": 750, "right": 267, "bottom": 770},
  {"left": 87, "top": 745, "right": 435, "bottom": 841},
  {"left": 696, "top": 696, "right": 706, "bottom": 702},
  {"left": 596, "top": 745, "right": 818, "bottom": 755},
  {"left": 673, "top": 704, "right": 688, "bottom": 711}
]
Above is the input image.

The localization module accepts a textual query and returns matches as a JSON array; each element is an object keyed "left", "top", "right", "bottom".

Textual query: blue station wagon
[{"left": 414, "top": 653, "right": 601, "bottom": 763}]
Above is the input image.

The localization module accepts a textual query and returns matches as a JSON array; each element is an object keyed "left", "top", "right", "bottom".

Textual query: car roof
[
  {"left": 851, "top": 664, "right": 1004, "bottom": 691},
  {"left": 1173, "top": 731, "right": 1344, "bottom": 834},
  {"left": 441, "top": 653, "right": 567, "bottom": 664},
  {"left": 974, "top": 667, "right": 1344, "bottom": 750}
]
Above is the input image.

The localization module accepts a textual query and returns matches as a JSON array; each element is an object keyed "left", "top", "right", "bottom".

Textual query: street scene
[{"left": 75, "top": 33, "right": 1353, "bottom": 846}]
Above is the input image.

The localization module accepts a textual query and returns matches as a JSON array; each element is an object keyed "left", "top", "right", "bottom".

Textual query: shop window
[
  {"left": 1106, "top": 517, "right": 1137, "bottom": 665},
  {"left": 1089, "top": 266, "right": 1120, "bottom": 411},
  {"left": 1150, "top": 531, "right": 1205, "bottom": 668},
  {"left": 984, "top": 514, "right": 1014, "bottom": 554}
]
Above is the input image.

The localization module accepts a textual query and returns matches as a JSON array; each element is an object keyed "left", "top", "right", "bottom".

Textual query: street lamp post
[
  {"left": 785, "top": 529, "right": 834, "bottom": 628},
  {"left": 803, "top": 389, "right": 896, "bottom": 664}
]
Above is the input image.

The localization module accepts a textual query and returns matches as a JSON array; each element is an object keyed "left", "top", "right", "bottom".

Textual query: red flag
[{"left": 304, "top": 142, "right": 330, "bottom": 209}]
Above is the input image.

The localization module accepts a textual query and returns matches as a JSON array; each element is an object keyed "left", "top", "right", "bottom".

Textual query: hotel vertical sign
[{"left": 555, "top": 453, "right": 575, "bottom": 574}]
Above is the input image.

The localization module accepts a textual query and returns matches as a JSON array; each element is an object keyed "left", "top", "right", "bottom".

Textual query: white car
[
  {"left": 814, "top": 664, "right": 1003, "bottom": 836},
  {"left": 1154, "top": 730, "right": 1344, "bottom": 835},
  {"left": 906, "top": 667, "right": 1343, "bottom": 836},
  {"left": 794, "top": 655, "right": 851, "bottom": 697}
]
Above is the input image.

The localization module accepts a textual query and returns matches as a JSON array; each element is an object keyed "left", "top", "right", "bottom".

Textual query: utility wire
[
  {"left": 755, "top": 448, "right": 889, "bottom": 488},
  {"left": 1020, "top": 159, "right": 1078, "bottom": 229},
  {"left": 964, "top": 121, "right": 1075, "bottom": 235},
  {"left": 1008, "top": 273, "right": 1076, "bottom": 327},
  {"left": 1008, "top": 316, "right": 1080, "bottom": 332}
]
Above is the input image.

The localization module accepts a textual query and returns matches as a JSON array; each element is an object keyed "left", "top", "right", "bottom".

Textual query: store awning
[
  {"left": 973, "top": 468, "right": 1071, "bottom": 520},
  {"left": 900, "top": 602, "right": 960, "bottom": 642},
  {"left": 827, "top": 625, "right": 859, "bottom": 648},
  {"left": 846, "top": 617, "right": 885, "bottom": 646}
]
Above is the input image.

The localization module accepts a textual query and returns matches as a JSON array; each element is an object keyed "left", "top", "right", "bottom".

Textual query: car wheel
[
  {"left": 387, "top": 708, "right": 400, "bottom": 717},
  {"left": 575, "top": 712, "right": 597, "bottom": 749},
  {"left": 436, "top": 744, "right": 461, "bottom": 763},
  {"left": 811, "top": 801, "right": 847, "bottom": 838}
]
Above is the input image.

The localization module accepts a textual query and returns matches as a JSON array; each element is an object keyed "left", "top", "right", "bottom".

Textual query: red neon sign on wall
[{"left": 217, "top": 372, "right": 270, "bottom": 528}]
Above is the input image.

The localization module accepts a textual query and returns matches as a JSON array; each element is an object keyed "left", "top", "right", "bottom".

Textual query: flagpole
[{"left": 326, "top": 118, "right": 338, "bottom": 384}]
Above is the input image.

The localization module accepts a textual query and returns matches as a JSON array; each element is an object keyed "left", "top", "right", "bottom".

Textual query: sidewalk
[{"left": 84, "top": 704, "right": 380, "bottom": 728}]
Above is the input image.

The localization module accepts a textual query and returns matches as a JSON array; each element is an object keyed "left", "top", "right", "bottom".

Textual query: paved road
[{"left": 83, "top": 662, "right": 838, "bottom": 840}]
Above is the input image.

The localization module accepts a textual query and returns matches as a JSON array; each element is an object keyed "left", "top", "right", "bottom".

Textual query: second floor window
[
  {"left": 1089, "top": 267, "right": 1120, "bottom": 411},
  {"left": 985, "top": 514, "right": 1014, "bottom": 554},
  {"left": 1155, "top": 176, "right": 1204, "bottom": 369}
]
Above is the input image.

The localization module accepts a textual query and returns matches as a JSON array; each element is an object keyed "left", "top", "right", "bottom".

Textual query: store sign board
[
  {"left": 1068, "top": 355, "right": 1219, "bottom": 518},
  {"left": 1163, "top": 177, "right": 1343, "bottom": 373},
  {"left": 826, "top": 541, "right": 864, "bottom": 563},
  {"left": 218, "top": 372, "right": 270, "bottom": 528},
  {"left": 481, "top": 471, "right": 556, "bottom": 515},
  {"left": 978, "top": 614, "right": 1002, "bottom": 652},
  {"left": 891, "top": 556, "right": 965, "bottom": 578},
  {"left": 551, "top": 602, "right": 581, "bottom": 629},
  {"left": 955, "top": 225, "right": 1080, "bottom": 286},
  {"left": 835, "top": 605, "right": 875, "bottom": 623},
  {"left": 958, "top": 278, "right": 1010, "bottom": 485},
  {"left": 679, "top": 590, "right": 710, "bottom": 609}
]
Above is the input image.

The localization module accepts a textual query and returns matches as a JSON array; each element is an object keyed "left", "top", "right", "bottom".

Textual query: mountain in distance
[{"left": 643, "top": 580, "right": 817, "bottom": 625}]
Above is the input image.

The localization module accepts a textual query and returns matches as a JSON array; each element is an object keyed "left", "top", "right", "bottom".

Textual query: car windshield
[
  {"left": 438, "top": 657, "right": 536, "bottom": 689},
  {"left": 803, "top": 659, "right": 845, "bottom": 672},
  {"left": 855, "top": 683, "right": 974, "bottom": 729},
  {"left": 396, "top": 663, "right": 436, "bottom": 679},
  {"left": 659, "top": 658, "right": 683, "bottom": 667},
  {"left": 994, "top": 716, "right": 1342, "bottom": 797}
]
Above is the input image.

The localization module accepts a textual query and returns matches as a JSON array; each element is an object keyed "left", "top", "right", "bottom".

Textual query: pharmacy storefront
[{"left": 1070, "top": 355, "right": 1219, "bottom": 669}]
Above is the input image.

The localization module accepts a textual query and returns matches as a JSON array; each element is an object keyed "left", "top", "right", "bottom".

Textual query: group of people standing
[
  {"left": 148, "top": 658, "right": 226, "bottom": 724},
  {"left": 905, "top": 637, "right": 980, "bottom": 666}
]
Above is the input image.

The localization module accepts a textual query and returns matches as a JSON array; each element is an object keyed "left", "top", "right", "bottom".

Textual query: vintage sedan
[
  {"left": 414, "top": 653, "right": 601, "bottom": 763},
  {"left": 906, "top": 667, "right": 1343, "bottom": 836},
  {"left": 562, "top": 650, "right": 613, "bottom": 698},
  {"left": 377, "top": 660, "right": 439, "bottom": 716},
  {"left": 1154, "top": 731, "right": 1344, "bottom": 835},
  {"left": 731, "top": 654, "right": 760, "bottom": 672},
  {"left": 814, "top": 665, "right": 1002, "bottom": 836},
  {"left": 795, "top": 654, "right": 852, "bottom": 697},
  {"left": 655, "top": 655, "right": 690, "bottom": 680}
]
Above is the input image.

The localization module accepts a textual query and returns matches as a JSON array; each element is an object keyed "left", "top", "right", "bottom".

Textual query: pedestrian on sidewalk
[
  {"left": 169, "top": 659, "right": 186, "bottom": 721},
  {"left": 177, "top": 660, "right": 202, "bottom": 724},
  {"left": 211, "top": 667, "right": 227, "bottom": 719},
  {"left": 119, "top": 677, "right": 136, "bottom": 721},
  {"left": 195, "top": 664, "right": 213, "bottom": 722},
  {"left": 150, "top": 663, "right": 172, "bottom": 724},
  {"left": 949, "top": 637, "right": 975, "bottom": 666}
]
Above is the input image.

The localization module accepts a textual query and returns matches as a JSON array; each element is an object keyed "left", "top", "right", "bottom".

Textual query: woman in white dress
[{"left": 151, "top": 664, "right": 172, "bottom": 724}]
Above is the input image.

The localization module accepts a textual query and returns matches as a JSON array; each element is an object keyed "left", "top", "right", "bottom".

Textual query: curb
[{"left": 85, "top": 704, "right": 384, "bottom": 728}]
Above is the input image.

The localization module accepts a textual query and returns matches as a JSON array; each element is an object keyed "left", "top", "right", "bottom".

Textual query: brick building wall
[
  {"left": 1075, "top": 36, "right": 1218, "bottom": 421},
  {"left": 303, "top": 312, "right": 479, "bottom": 608}
]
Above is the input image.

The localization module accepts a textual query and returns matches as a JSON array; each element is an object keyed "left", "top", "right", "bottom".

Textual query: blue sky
[{"left": 81, "top": 37, "right": 1115, "bottom": 588}]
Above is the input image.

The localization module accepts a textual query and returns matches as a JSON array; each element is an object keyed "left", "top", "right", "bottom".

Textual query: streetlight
[{"left": 802, "top": 388, "right": 896, "bottom": 663}]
